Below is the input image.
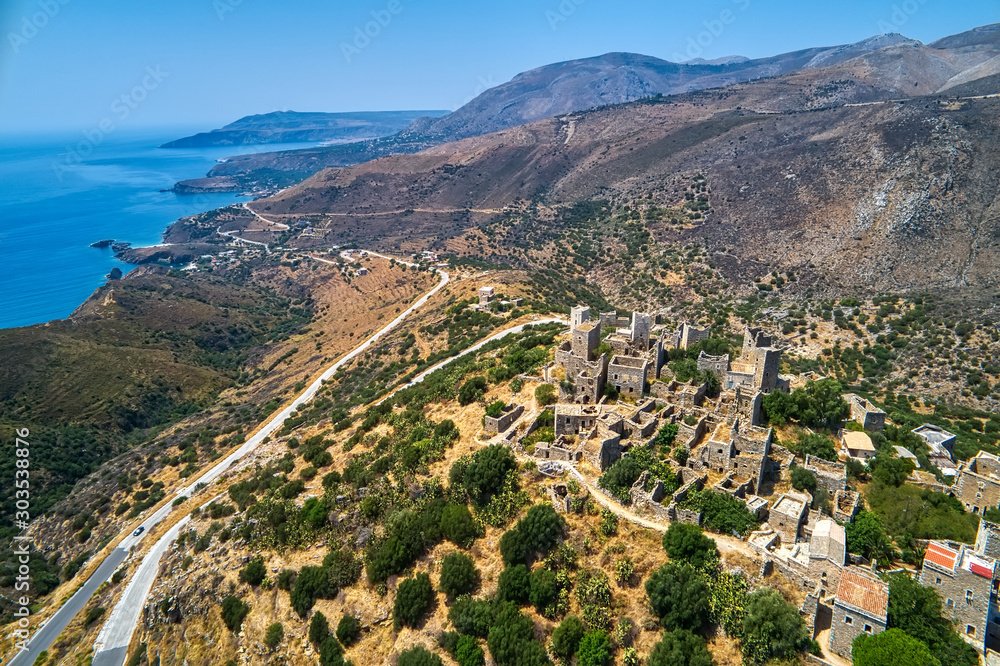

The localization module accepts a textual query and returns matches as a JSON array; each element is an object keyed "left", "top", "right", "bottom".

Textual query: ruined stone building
[
  {"left": 555, "top": 308, "right": 607, "bottom": 404},
  {"left": 570, "top": 305, "right": 591, "bottom": 329},
  {"left": 673, "top": 322, "right": 711, "bottom": 350},
  {"left": 955, "top": 451, "right": 1000, "bottom": 515},
  {"left": 727, "top": 327, "right": 784, "bottom": 393},
  {"left": 770, "top": 493, "right": 810, "bottom": 544},
  {"left": 599, "top": 311, "right": 630, "bottom": 330},
  {"left": 832, "top": 489, "right": 862, "bottom": 523},
  {"left": 696, "top": 351, "right": 730, "bottom": 383},
  {"left": 734, "top": 386, "right": 762, "bottom": 427},
  {"left": 551, "top": 401, "right": 658, "bottom": 471},
  {"left": 803, "top": 455, "right": 848, "bottom": 494},
  {"left": 843, "top": 393, "right": 886, "bottom": 433},
  {"left": 608, "top": 355, "right": 649, "bottom": 397},
  {"left": 692, "top": 417, "right": 773, "bottom": 495},
  {"left": 484, "top": 403, "right": 524, "bottom": 434},
  {"left": 829, "top": 567, "right": 889, "bottom": 658},
  {"left": 920, "top": 540, "right": 999, "bottom": 654},
  {"left": 914, "top": 424, "right": 959, "bottom": 477},
  {"left": 751, "top": 518, "right": 847, "bottom": 593},
  {"left": 976, "top": 519, "right": 1000, "bottom": 560},
  {"left": 478, "top": 286, "right": 495, "bottom": 308}
]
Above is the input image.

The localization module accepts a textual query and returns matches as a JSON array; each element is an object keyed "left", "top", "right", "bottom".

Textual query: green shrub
[
  {"left": 440, "top": 552, "right": 478, "bottom": 597},
  {"left": 290, "top": 566, "right": 331, "bottom": 617},
  {"left": 220, "top": 596, "right": 250, "bottom": 632},
  {"left": 577, "top": 630, "right": 612, "bottom": 666},
  {"left": 645, "top": 562, "right": 710, "bottom": 632},
  {"left": 264, "top": 622, "right": 283, "bottom": 650},
  {"left": 453, "top": 635, "right": 485, "bottom": 666},
  {"left": 308, "top": 611, "right": 330, "bottom": 647},
  {"left": 450, "top": 445, "right": 518, "bottom": 509},
  {"left": 240, "top": 557, "right": 267, "bottom": 586},
  {"left": 853, "top": 628, "right": 940, "bottom": 666},
  {"left": 662, "top": 523, "right": 718, "bottom": 569},
  {"left": 336, "top": 614, "right": 361, "bottom": 646},
  {"left": 740, "top": 588, "right": 810, "bottom": 665},
  {"left": 393, "top": 572, "right": 434, "bottom": 631},
  {"left": 678, "top": 490, "right": 758, "bottom": 536},
  {"left": 319, "top": 636, "right": 344, "bottom": 666},
  {"left": 534, "top": 383, "right": 557, "bottom": 406},
  {"left": 448, "top": 597, "right": 495, "bottom": 638},
  {"left": 790, "top": 467, "right": 817, "bottom": 493},
  {"left": 498, "top": 564, "right": 530, "bottom": 604},
  {"left": 499, "top": 504, "right": 564, "bottom": 565},
  {"left": 528, "top": 567, "right": 558, "bottom": 612},
  {"left": 398, "top": 646, "right": 444, "bottom": 666},
  {"left": 796, "top": 433, "right": 838, "bottom": 461},
  {"left": 486, "top": 603, "right": 549, "bottom": 666},
  {"left": 646, "top": 629, "right": 713, "bottom": 666},
  {"left": 551, "top": 615, "right": 585, "bottom": 661},
  {"left": 845, "top": 510, "right": 894, "bottom": 564},
  {"left": 458, "top": 377, "right": 487, "bottom": 405},
  {"left": 276, "top": 569, "right": 296, "bottom": 591},
  {"left": 440, "top": 503, "right": 481, "bottom": 548}
]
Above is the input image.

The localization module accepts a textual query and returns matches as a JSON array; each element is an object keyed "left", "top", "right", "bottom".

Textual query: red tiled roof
[
  {"left": 836, "top": 568, "right": 889, "bottom": 619},
  {"left": 925, "top": 542, "right": 958, "bottom": 571},
  {"left": 970, "top": 561, "right": 994, "bottom": 578}
]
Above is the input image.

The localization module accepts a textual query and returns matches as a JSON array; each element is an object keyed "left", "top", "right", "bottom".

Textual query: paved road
[
  {"left": 88, "top": 254, "right": 450, "bottom": 664},
  {"left": 6, "top": 549, "right": 127, "bottom": 666},
  {"left": 376, "top": 316, "right": 569, "bottom": 405},
  {"left": 86, "top": 304, "right": 562, "bottom": 664},
  {"left": 218, "top": 227, "right": 271, "bottom": 253},
  {"left": 6, "top": 253, "right": 449, "bottom": 666}
]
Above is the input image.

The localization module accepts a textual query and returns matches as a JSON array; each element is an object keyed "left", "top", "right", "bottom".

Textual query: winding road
[{"left": 6, "top": 253, "right": 450, "bottom": 666}]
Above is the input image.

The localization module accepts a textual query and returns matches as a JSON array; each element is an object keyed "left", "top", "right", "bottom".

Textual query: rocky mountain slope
[
  {"left": 251, "top": 71, "right": 1000, "bottom": 296},
  {"left": 161, "top": 110, "right": 447, "bottom": 148},
  {"left": 175, "top": 24, "right": 1000, "bottom": 193}
]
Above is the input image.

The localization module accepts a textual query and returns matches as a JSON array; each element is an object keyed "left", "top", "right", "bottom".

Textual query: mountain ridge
[
  {"left": 160, "top": 109, "right": 448, "bottom": 148},
  {"left": 172, "top": 23, "right": 1000, "bottom": 193}
]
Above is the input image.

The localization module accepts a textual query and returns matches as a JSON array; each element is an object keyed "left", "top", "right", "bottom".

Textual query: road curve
[
  {"left": 5, "top": 255, "right": 449, "bottom": 666},
  {"left": 89, "top": 254, "right": 448, "bottom": 663},
  {"left": 87, "top": 307, "right": 566, "bottom": 664}
]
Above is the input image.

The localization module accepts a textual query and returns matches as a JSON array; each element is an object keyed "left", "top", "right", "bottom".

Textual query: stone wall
[
  {"left": 804, "top": 455, "right": 847, "bottom": 493},
  {"left": 697, "top": 351, "right": 729, "bottom": 381},
  {"left": 484, "top": 403, "right": 524, "bottom": 434},
  {"left": 829, "top": 603, "right": 885, "bottom": 657}
]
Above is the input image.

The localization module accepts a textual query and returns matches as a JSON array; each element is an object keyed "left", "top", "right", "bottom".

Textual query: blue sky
[{"left": 0, "top": 0, "right": 997, "bottom": 132}]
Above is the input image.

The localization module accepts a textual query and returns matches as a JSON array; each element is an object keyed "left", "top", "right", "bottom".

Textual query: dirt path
[{"left": 558, "top": 465, "right": 760, "bottom": 560}]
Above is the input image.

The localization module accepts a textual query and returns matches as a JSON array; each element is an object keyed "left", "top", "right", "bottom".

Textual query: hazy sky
[{"left": 1, "top": 0, "right": 997, "bottom": 132}]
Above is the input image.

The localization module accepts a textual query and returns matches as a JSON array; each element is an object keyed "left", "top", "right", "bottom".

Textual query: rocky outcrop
[{"left": 115, "top": 243, "right": 217, "bottom": 265}]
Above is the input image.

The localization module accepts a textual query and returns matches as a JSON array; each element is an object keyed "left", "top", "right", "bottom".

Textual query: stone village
[{"left": 472, "top": 293, "right": 1000, "bottom": 663}]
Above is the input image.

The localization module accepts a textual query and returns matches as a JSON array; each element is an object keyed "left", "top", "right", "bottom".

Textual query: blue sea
[{"left": 0, "top": 128, "right": 318, "bottom": 330}]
